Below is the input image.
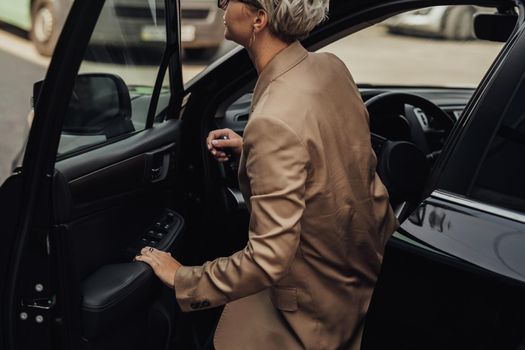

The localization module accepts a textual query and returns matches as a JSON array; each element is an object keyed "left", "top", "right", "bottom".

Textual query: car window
[
  {"left": 56, "top": 0, "right": 170, "bottom": 158},
  {"left": 470, "top": 75, "right": 525, "bottom": 213},
  {"left": 179, "top": 1, "right": 237, "bottom": 85},
  {"left": 317, "top": 5, "right": 504, "bottom": 88},
  {"left": 0, "top": 0, "right": 71, "bottom": 185},
  {"left": 0, "top": 0, "right": 234, "bottom": 182}
]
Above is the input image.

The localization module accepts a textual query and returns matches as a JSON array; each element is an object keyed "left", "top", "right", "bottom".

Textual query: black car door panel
[
  {"left": 363, "top": 236, "right": 525, "bottom": 350},
  {"left": 81, "top": 262, "right": 155, "bottom": 340},
  {"left": 55, "top": 120, "right": 181, "bottom": 185},
  {"left": 403, "top": 191, "right": 525, "bottom": 281},
  {"left": 54, "top": 123, "right": 180, "bottom": 222},
  {"left": 363, "top": 193, "right": 525, "bottom": 349},
  {"left": 80, "top": 209, "right": 184, "bottom": 340},
  {"left": 49, "top": 118, "right": 185, "bottom": 349}
]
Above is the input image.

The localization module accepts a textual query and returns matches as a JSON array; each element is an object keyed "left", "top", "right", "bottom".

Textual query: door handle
[
  {"left": 145, "top": 143, "right": 175, "bottom": 183},
  {"left": 149, "top": 153, "right": 170, "bottom": 182}
]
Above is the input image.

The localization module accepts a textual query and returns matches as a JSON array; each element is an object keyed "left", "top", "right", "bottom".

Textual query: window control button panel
[{"left": 128, "top": 209, "right": 184, "bottom": 255}]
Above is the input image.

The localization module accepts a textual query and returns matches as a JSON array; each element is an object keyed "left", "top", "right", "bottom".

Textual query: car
[
  {"left": 383, "top": 5, "right": 487, "bottom": 40},
  {"left": 180, "top": 0, "right": 226, "bottom": 59},
  {"left": 1, "top": 0, "right": 525, "bottom": 349},
  {"left": 0, "top": 0, "right": 71, "bottom": 56},
  {"left": 0, "top": 0, "right": 224, "bottom": 58}
]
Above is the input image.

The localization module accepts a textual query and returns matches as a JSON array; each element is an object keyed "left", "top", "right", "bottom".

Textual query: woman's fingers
[
  {"left": 206, "top": 129, "right": 229, "bottom": 149},
  {"left": 206, "top": 128, "right": 242, "bottom": 160},
  {"left": 135, "top": 247, "right": 181, "bottom": 288},
  {"left": 210, "top": 149, "right": 228, "bottom": 157},
  {"left": 211, "top": 138, "right": 241, "bottom": 152},
  {"left": 135, "top": 253, "right": 158, "bottom": 268},
  {"left": 140, "top": 246, "right": 168, "bottom": 258},
  {"left": 137, "top": 247, "right": 162, "bottom": 268},
  {"left": 140, "top": 246, "right": 156, "bottom": 256},
  {"left": 207, "top": 129, "right": 241, "bottom": 146}
]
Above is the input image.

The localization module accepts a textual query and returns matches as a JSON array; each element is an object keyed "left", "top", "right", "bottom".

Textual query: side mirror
[
  {"left": 33, "top": 73, "right": 134, "bottom": 139},
  {"left": 474, "top": 13, "right": 518, "bottom": 42}
]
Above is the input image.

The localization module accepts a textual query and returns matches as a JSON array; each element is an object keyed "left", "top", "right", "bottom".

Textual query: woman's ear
[{"left": 253, "top": 9, "right": 268, "bottom": 33}]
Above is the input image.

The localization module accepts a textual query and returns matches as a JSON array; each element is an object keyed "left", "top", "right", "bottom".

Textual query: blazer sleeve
[{"left": 173, "top": 116, "right": 309, "bottom": 312}]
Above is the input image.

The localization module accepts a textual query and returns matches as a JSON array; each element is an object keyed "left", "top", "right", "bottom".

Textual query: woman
[{"left": 135, "top": 0, "right": 399, "bottom": 349}]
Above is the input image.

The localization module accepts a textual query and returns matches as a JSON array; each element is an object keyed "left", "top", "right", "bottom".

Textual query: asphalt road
[{"left": 0, "top": 25, "right": 47, "bottom": 183}]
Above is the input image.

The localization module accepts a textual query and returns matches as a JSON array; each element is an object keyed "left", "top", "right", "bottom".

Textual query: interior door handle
[
  {"left": 149, "top": 153, "right": 170, "bottom": 182},
  {"left": 145, "top": 143, "right": 175, "bottom": 183}
]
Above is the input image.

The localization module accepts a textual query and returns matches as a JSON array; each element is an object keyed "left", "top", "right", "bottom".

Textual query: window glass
[
  {"left": 0, "top": 0, "right": 71, "bottom": 184},
  {"left": 180, "top": 1, "right": 237, "bottom": 84},
  {"left": 314, "top": 5, "right": 512, "bottom": 207},
  {"left": 57, "top": 0, "right": 170, "bottom": 158},
  {"left": 317, "top": 6, "right": 504, "bottom": 87},
  {"left": 0, "top": 0, "right": 233, "bottom": 184},
  {"left": 471, "top": 77, "right": 525, "bottom": 212}
]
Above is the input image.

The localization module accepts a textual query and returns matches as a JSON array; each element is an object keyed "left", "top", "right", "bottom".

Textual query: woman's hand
[
  {"left": 206, "top": 128, "right": 243, "bottom": 162},
  {"left": 135, "top": 247, "right": 182, "bottom": 288}
]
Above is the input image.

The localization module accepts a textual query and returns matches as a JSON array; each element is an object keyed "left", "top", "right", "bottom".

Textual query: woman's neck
[{"left": 247, "top": 35, "right": 291, "bottom": 75}]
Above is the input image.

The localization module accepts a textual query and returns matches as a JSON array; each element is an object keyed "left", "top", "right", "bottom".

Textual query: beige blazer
[{"left": 174, "top": 41, "right": 399, "bottom": 350}]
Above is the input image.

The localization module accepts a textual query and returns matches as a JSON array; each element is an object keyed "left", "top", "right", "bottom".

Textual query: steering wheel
[{"left": 364, "top": 92, "right": 455, "bottom": 218}]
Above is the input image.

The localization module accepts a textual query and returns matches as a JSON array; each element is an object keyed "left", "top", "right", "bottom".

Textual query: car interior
[{"left": 7, "top": 0, "right": 522, "bottom": 349}]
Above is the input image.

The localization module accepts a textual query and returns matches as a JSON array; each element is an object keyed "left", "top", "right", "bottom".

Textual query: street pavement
[
  {"left": 0, "top": 25, "right": 47, "bottom": 183},
  {"left": 323, "top": 26, "right": 503, "bottom": 87}
]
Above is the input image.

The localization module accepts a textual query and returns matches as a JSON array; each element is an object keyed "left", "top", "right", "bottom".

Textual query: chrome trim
[{"left": 431, "top": 190, "right": 525, "bottom": 225}]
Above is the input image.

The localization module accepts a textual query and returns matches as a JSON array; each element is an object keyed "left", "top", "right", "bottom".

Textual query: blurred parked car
[
  {"left": 383, "top": 5, "right": 488, "bottom": 40},
  {"left": 0, "top": 0, "right": 223, "bottom": 58},
  {"left": 180, "top": 0, "right": 225, "bottom": 59}
]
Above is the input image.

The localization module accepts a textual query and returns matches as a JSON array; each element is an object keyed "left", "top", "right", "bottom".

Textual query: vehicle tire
[
  {"left": 443, "top": 6, "right": 476, "bottom": 41},
  {"left": 184, "top": 47, "right": 220, "bottom": 61},
  {"left": 30, "top": 0, "right": 60, "bottom": 56}
]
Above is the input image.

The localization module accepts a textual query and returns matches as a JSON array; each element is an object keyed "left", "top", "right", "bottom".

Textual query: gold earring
[{"left": 249, "top": 28, "right": 256, "bottom": 48}]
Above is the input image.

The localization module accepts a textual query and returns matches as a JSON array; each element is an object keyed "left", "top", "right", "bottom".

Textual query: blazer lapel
[
  {"left": 249, "top": 41, "right": 309, "bottom": 113},
  {"left": 240, "top": 41, "right": 310, "bottom": 213}
]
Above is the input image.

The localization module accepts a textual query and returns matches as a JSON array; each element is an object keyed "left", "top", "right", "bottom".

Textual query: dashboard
[
  {"left": 360, "top": 86, "right": 473, "bottom": 123},
  {"left": 215, "top": 86, "right": 475, "bottom": 139}
]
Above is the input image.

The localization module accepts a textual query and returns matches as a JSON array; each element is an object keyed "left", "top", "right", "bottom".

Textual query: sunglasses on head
[{"left": 218, "top": 0, "right": 261, "bottom": 11}]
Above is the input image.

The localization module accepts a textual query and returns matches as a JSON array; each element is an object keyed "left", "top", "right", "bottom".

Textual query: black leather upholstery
[{"left": 82, "top": 263, "right": 154, "bottom": 339}]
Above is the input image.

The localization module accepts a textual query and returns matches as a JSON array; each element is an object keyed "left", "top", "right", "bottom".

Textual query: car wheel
[
  {"left": 443, "top": 6, "right": 475, "bottom": 41},
  {"left": 184, "top": 47, "right": 220, "bottom": 61},
  {"left": 30, "top": 0, "right": 60, "bottom": 56}
]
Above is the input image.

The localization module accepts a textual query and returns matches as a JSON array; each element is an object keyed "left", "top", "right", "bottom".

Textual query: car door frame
[
  {"left": 171, "top": 0, "right": 524, "bottom": 347},
  {"left": 0, "top": 0, "right": 184, "bottom": 348}
]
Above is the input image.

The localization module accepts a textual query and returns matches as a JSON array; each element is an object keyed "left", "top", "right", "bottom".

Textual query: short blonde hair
[{"left": 255, "top": 0, "right": 329, "bottom": 42}]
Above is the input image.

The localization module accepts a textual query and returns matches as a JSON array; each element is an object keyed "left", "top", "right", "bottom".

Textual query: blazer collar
[{"left": 250, "top": 41, "right": 309, "bottom": 112}]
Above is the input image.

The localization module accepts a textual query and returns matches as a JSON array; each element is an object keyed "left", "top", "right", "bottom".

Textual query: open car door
[{"left": 0, "top": 0, "right": 186, "bottom": 349}]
